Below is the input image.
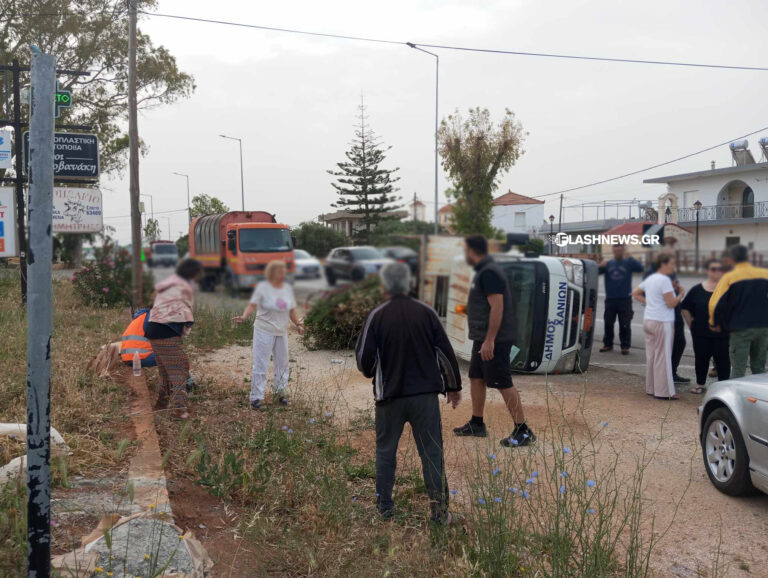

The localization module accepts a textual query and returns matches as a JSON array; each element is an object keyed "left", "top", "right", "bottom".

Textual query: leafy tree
[
  {"left": 293, "top": 221, "right": 346, "bottom": 258},
  {"left": 175, "top": 233, "right": 189, "bottom": 257},
  {"left": 328, "top": 101, "right": 401, "bottom": 244},
  {"left": 189, "top": 194, "right": 229, "bottom": 218},
  {"left": 439, "top": 108, "right": 526, "bottom": 237},
  {"left": 143, "top": 218, "right": 160, "bottom": 242},
  {"left": 368, "top": 219, "right": 445, "bottom": 251}
]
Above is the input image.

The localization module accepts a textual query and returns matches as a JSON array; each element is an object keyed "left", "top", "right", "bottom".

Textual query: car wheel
[
  {"left": 702, "top": 407, "right": 754, "bottom": 496},
  {"left": 325, "top": 269, "right": 336, "bottom": 286},
  {"left": 351, "top": 267, "right": 364, "bottom": 282}
]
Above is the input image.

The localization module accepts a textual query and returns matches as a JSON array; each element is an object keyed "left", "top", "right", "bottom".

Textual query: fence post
[{"left": 26, "top": 47, "right": 55, "bottom": 578}]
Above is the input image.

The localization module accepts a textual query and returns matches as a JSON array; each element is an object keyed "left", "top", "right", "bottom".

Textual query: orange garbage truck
[{"left": 189, "top": 211, "right": 295, "bottom": 292}]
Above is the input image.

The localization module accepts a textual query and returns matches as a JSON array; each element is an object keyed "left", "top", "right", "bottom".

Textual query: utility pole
[
  {"left": 128, "top": 0, "right": 142, "bottom": 309},
  {"left": 173, "top": 172, "right": 191, "bottom": 222},
  {"left": 412, "top": 192, "right": 417, "bottom": 220},
  {"left": 27, "top": 46, "right": 55, "bottom": 578}
]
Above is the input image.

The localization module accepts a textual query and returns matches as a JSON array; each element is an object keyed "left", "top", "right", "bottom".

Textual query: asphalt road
[{"left": 148, "top": 267, "right": 705, "bottom": 381}]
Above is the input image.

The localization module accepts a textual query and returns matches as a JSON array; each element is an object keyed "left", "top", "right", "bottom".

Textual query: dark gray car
[{"left": 324, "top": 246, "right": 393, "bottom": 286}]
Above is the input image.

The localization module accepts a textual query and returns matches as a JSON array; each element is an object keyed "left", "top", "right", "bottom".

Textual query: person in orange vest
[{"left": 120, "top": 308, "right": 156, "bottom": 367}]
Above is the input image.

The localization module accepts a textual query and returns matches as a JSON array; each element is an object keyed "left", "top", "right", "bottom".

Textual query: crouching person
[{"left": 356, "top": 262, "right": 462, "bottom": 523}]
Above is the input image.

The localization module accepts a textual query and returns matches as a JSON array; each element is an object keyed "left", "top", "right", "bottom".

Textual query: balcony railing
[{"left": 677, "top": 202, "right": 768, "bottom": 222}]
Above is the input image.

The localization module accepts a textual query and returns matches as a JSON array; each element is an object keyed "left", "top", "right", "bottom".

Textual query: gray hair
[{"left": 380, "top": 262, "right": 411, "bottom": 295}]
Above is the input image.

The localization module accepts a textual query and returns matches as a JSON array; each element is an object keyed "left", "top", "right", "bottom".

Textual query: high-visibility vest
[{"left": 121, "top": 310, "right": 153, "bottom": 363}]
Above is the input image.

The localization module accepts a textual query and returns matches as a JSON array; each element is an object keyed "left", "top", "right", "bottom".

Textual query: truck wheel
[
  {"left": 225, "top": 272, "right": 240, "bottom": 297},
  {"left": 325, "top": 269, "right": 336, "bottom": 286}
]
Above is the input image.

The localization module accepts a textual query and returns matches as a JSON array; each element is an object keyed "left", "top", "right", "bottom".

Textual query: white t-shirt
[
  {"left": 638, "top": 273, "right": 676, "bottom": 323},
  {"left": 249, "top": 281, "right": 296, "bottom": 335}
]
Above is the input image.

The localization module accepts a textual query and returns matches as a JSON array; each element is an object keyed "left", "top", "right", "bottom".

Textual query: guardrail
[{"left": 677, "top": 202, "right": 768, "bottom": 222}]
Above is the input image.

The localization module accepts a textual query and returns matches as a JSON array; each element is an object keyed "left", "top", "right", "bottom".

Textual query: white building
[
  {"left": 490, "top": 191, "right": 545, "bottom": 236},
  {"left": 644, "top": 139, "right": 768, "bottom": 255}
]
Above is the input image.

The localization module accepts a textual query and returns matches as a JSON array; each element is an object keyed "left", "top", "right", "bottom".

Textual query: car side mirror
[{"left": 226, "top": 231, "right": 237, "bottom": 254}]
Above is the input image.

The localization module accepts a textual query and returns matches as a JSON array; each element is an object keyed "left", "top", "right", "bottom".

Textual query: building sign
[
  {"left": 0, "top": 188, "right": 17, "bottom": 257},
  {"left": 53, "top": 187, "right": 103, "bottom": 233},
  {"left": 0, "top": 129, "right": 12, "bottom": 170},
  {"left": 23, "top": 132, "right": 99, "bottom": 179}
]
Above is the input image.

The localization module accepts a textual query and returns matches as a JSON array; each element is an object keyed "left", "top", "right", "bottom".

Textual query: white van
[{"left": 420, "top": 236, "right": 598, "bottom": 374}]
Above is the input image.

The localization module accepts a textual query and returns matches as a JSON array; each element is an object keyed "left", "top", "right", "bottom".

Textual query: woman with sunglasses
[{"left": 680, "top": 259, "right": 730, "bottom": 394}]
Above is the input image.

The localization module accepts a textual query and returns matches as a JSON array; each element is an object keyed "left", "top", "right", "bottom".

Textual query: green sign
[{"left": 55, "top": 81, "right": 72, "bottom": 118}]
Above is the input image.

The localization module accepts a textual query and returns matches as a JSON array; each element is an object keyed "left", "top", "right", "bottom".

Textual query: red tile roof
[
  {"left": 493, "top": 191, "right": 545, "bottom": 206},
  {"left": 438, "top": 204, "right": 453, "bottom": 214}
]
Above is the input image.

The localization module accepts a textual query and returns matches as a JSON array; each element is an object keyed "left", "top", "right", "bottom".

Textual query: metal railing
[{"left": 677, "top": 202, "right": 768, "bottom": 222}]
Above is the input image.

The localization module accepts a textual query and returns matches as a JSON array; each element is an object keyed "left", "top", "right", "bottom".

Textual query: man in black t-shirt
[{"left": 453, "top": 235, "right": 536, "bottom": 448}]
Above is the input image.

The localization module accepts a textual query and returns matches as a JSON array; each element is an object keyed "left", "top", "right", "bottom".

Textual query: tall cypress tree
[{"left": 328, "top": 100, "right": 401, "bottom": 244}]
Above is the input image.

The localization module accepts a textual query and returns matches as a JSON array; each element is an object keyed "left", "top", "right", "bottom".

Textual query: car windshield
[
  {"left": 349, "top": 247, "right": 383, "bottom": 260},
  {"left": 239, "top": 228, "right": 292, "bottom": 253},
  {"left": 501, "top": 262, "right": 539, "bottom": 370},
  {"left": 153, "top": 244, "right": 177, "bottom": 255},
  {"left": 294, "top": 250, "right": 311, "bottom": 259},
  {"left": 385, "top": 247, "right": 416, "bottom": 258}
]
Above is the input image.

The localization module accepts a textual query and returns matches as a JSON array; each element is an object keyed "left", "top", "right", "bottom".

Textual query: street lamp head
[
  {"left": 548, "top": 214, "right": 555, "bottom": 223},
  {"left": 694, "top": 200, "right": 702, "bottom": 211}
]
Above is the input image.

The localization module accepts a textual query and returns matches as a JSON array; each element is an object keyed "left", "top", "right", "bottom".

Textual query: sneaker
[
  {"left": 453, "top": 421, "right": 488, "bottom": 437},
  {"left": 621, "top": 348, "right": 630, "bottom": 355},
  {"left": 278, "top": 396, "right": 289, "bottom": 406},
  {"left": 501, "top": 423, "right": 536, "bottom": 448},
  {"left": 599, "top": 346, "right": 613, "bottom": 352},
  {"left": 673, "top": 374, "right": 691, "bottom": 384},
  {"left": 250, "top": 399, "right": 263, "bottom": 410}
]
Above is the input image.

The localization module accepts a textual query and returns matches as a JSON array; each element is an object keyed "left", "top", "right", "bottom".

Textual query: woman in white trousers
[
  {"left": 632, "top": 253, "right": 685, "bottom": 400},
  {"left": 233, "top": 260, "right": 303, "bottom": 409}
]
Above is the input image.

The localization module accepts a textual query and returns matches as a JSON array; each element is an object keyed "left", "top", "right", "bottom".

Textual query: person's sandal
[{"left": 690, "top": 386, "right": 706, "bottom": 395}]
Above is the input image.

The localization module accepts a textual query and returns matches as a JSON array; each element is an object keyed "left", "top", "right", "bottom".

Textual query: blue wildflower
[
  {"left": 494, "top": 497, "right": 502, "bottom": 503},
  {"left": 522, "top": 491, "right": 531, "bottom": 499},
  {"left": 281, "top": 425, "right": 288, "bottom": 431},
  {"left": 478, "top": 498, "right": 487, "bottom": 505},
  {"left": 525, "top": 478, "right": 534, "bottom": 485},
  {"left": 309, "top": 418, "right": 316, "bottom": 424},
  {"left": 326, "top": 412, "right": 333, "bottom": 418},
  {"left": 587, "top": 508, "right": 596, "bottom": 515},
  {"left": 492, "top": 468, "right": 501, "bottom": 476},
  {"left": 488, "top": 453, "right": 496, "bottom": 460},
  {"left": 450, "top": 489, "right": 458, "bottom": 495},
  {"left": 287, "top": 429, "right": 294, "bottom": 434},
  {"left": 559, "top": 485, "right": 566, "bottom": 494},
  {"left": 587, "top": 479, "right": 596, "bottom": 488},
  {"left": 531, "top": 471, "right": 539, "bottom": 478},
  {"left": 560, "top": 470, "right": 569, "bottom": 478},
  {"left": 510, "top": 438, "right": 519, "bottom": 446},
  {"left": 563, "top": 446, "right": 571, "bottom": 454},
  {"left": 352, "top": 496, "right": 357, "bottom": 501},
  {"left": 600, "top": 421, "right": 608, "bottom": 428},
  {"left": 508, "top": 487, "right": 518, "bottom": 493}
]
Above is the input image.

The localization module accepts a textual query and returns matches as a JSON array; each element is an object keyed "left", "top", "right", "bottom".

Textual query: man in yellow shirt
[{"left": 709, "top": 245, "right": 768, "bottom": 378}]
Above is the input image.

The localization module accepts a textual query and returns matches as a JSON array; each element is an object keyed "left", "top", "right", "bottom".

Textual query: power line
[
  {"left": 532, "top": 124, "right": 768, "bottom": 199},
  {"left": 142, "top": 11, "right": 768, "bottom": 72},
  {"left": 103, "top": 207, "right": 188, "bottom": 219}
]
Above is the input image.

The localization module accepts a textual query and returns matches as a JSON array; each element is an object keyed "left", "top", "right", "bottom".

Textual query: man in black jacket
[
  {"left": 453, "top": 235, "right": 536, "bottom": 448},
  {"left": 356, "top": 262, "right": 462, "bottom": 523}
]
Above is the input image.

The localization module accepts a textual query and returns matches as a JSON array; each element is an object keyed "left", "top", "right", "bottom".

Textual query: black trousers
[
  {"left": 603, "top": 298, "right": 633, "bottom": 349},
  {"left": 672, "top": 309, "right": 686, "bottom": 375},
  {"left": 375, "top": 393, "right": 448, "bottom": 521},
  {"left": 692, "top": 336, "right": 730, "bottom": 386}
]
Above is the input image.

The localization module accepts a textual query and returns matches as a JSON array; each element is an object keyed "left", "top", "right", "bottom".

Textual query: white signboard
[
  {"left": 53, "top": 187, "right": 103, "bottom": 233},
  {"left": 0, "top": 129, "right": 12, "bottom": 170},
  {"left": 0, "top": 187, "right": 17, "bottom": 257}
]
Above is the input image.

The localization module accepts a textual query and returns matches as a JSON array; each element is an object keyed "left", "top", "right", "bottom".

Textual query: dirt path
[{"left": 191, "top": 333, "right": 768, "bottom": 576}]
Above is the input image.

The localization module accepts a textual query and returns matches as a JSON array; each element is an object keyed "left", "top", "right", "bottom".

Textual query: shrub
[
  {"left": 293, "top": 221, "right": 347, "bottom": 258},
  {"left": 303, "top": 276, "right": 385, "bottom": 350},
  {"left": 71, "top": 240, "right": 153, "bottom": 307}
]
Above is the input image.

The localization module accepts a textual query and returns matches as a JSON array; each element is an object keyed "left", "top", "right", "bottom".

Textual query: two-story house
[{"left": 644, "top": 140, "right": 768, "bottom": 254}]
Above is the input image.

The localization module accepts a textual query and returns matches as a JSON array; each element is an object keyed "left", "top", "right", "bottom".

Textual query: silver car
[{"left": 699, "top": 374, "right": 768, "bottom": 496}]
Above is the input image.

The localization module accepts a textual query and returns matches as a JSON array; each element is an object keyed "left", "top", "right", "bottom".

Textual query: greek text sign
[
  {"left": 23, "top": 132, "right": 99, "bottom": 179},
  {"left": 53, "top": 187, "right": 103, "bottom": 233},
  {"left": 0, "top": 188, "right": 18, "bottom": 256}
]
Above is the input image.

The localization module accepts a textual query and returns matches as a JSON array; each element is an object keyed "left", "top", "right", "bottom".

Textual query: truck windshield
[
  {"left": 239, "top": 228, "right": 292, "bottom": 253},
  {"left": 500, "top": 262, "right": 548, "bottom": 371},
  {"left": 153, "top": 244, "right": 177, "bottom": 255}
]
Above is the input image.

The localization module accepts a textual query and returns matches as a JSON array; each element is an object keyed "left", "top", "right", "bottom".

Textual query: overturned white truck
[{"left": 418, "top": 235, "right": 598, "bottom": 374}]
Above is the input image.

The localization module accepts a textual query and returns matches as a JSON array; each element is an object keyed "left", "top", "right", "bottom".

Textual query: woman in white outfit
[
  {"left": 632, "top": 254, "right": 685, "bottom": 400},
  {"left": 233, "top": 261, "right": 303, "bottom": 409}
]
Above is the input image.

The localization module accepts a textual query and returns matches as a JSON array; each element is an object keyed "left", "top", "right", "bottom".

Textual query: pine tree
[{"left": 328, "top": 99, "right": 401, "bottom": 244}]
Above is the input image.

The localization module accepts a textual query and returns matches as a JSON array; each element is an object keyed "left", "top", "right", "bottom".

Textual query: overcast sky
[{"left": 102, "top": 0, "right": 768, "bottom": 243}]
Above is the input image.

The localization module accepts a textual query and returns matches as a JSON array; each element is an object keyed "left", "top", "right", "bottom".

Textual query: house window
[
  {"left": 725, "top": 236, "right": 740, "bottom": 248},
  {"left": 514, "top": 212, "right": 526, "bottom": 228}
]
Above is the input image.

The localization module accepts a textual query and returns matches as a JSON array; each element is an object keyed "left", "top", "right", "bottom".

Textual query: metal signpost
[{"left": 27, "top": 47, "right": 55, "bottom": 578}]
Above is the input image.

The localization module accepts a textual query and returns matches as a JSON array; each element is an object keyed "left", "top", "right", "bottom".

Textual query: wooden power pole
[{"left": 128, "top": 0, "right": 142, "bottom": 308}]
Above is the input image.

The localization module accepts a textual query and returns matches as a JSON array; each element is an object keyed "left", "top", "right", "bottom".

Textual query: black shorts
[{"left": 468, "top": 341, "right": 514, "bottom": 389}]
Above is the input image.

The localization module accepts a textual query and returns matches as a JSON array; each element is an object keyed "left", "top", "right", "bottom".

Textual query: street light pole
[
  {"left": 140, "top": 194, "right": 153, "bottom": 220},
  {"left": 694, "top": 200, "right": 702, "bottom": 272},
  {"left": 173, "top": 172, "right": 191, "bottom": 222},
  {"left": 407, "top": 43, "right": 439, "bottom": 235},
  {"left": 164, "top": 216, "right": 172, "bottom": 241},
  {"left": 548, "top": 214, "right": 555, "bottom": 255},
  {"left": 219, "top": 134, "right": 245, "bottom": 211}
]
